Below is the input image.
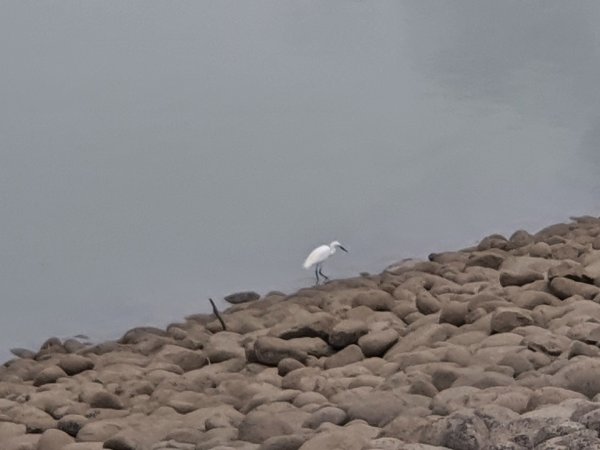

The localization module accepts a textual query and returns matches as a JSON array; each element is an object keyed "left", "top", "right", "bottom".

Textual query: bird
[{"left": 303, "top": 241, "right": 348, "bottom": 284}]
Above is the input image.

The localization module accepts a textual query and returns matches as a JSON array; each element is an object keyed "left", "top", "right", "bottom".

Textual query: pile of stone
[{"left": 4, "top": 216, "right": 600, "bottom": 449}]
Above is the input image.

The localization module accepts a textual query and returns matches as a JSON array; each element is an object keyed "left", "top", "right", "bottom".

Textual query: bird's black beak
[{"left": 340, "top": 246, "right": 348, "bottom": 253}]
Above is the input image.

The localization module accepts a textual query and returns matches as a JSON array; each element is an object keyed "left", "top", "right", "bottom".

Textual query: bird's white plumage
[
  {"left": 303, "top": 241, "right": 346, "bottom": 269},
  {"left": 303, "top": 244, "right": 332, "bottom": 269}
]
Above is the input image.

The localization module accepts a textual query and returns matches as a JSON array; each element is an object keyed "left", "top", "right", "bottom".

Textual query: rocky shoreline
[{"left": 4, "top": 216, "right": 600, "bottom": 449}]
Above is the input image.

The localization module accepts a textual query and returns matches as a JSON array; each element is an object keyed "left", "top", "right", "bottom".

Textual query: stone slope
[{"left": 4, "top": 216, "right": 600, "bottom": 449}]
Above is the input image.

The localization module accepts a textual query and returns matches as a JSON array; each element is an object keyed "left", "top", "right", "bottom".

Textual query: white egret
[{"left": 303, "top": 241, "right": 348, "bottom": 284}]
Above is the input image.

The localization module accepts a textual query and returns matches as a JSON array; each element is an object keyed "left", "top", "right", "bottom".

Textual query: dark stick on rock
[{"left": 209, "top": 298, "right": 227, "bottom": 331}]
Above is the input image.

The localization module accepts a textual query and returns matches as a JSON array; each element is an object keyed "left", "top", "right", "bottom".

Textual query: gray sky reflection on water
[{"left": 1, "top": 1, "right": 599, "bottom": 359}]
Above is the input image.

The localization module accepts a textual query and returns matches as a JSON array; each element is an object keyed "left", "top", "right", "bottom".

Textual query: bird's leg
[
  {"left": 315, "top": 265, "right": 320, "bottom": 285},
  {"left": 319, "top": 266, "right": 329, "bottom": 281}
]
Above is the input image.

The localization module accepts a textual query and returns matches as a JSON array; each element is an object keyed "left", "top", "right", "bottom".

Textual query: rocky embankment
[{"left": 6, "top": 217, "right": 600, "bottom": 449}]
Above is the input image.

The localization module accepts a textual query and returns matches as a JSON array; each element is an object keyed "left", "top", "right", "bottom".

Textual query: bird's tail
[{"left": 302, "top": 260, "right": 311, "bottom": 269}]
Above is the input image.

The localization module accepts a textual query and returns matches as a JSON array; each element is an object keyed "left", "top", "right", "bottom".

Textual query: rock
[
  {"left": 273, "top": 313, "right": 334, "bottom": 340},
  {"left": 547, "top": 261, "right": 590, "bottom": 282},
  {"left": 522, "top": 329, "right": 570, "bottom": 356},
  {"left": 333, "top": 390, "right": 427, "bottom": 427},
  {"left": 63, "top": 338, "right": 87, "bottom": 353},
  {"left": 204, "top": 332, "right": 245, "bottom": 363},
  {"left": 57, "top": 415, "right": 87, "bottom": 437},
  {"left": 416, "top": 291, "right": 441, "bottom": 315},
  {"left": 385, "top": 323, "right": 455, "bottom": 359},
  {"left": 534, "top": 222, "right": 572, "bottom": 241},
  {"left": 439, "top": 301, "right": 468, "bottom": 326},
  {"left": 76, "top": 420, "right": 122, "bottom": 442},
  {"left": 358, "top": 329, "right": 399, "bottom": 357},
  {"left": 303, "top": 406, "right": 347, "bottom": 429},
  {"left": 254, "top": 337, "right": 308, "bottom": 366},
  {"left": 33, "top": 365, "right": 67, "bottom": 386},
  {"left": 103, "top": 434, "right": 140, "bottom": 450},
  {"left": 88, "top": 391, "right": 124, "bottom": 410},
  {"left": 498, "top": 352, "right": 534, "bottom": 376},
  {"left": 298, "top": 428, "right": 369, "bottom": 450},
  {"left": 324, "top": 344, "right": 364, "bottom": 369},
  {"left": 224, "top": 291, "right": 260, "bottom": 304},
  {"left": 4, "top": 434, "right": 41, "bottom": 450},
  {"left": 328, "top": 320, "right": 369, "bottom": 349},
  {"left": 10, "top": 348, "right": 35, "bottom": 359},
  {"left": 259, "top": 434, "right": 311, "bottom": 450},
  {"left": 508, "top": 230, "right": 534, "bottom": 249},
  {"left": 0, "top": 422, "right": 26, "bottom": 440},
  {"left": 529, "top": 241, "right": 552, "bottom": 257},
  {"left": 63, "top": 444, "right": 104, "bottom": 450},
  {"left": 156, "top": 345, "right": 207, "bottom": 372},
  {"left": 36, "top": 429, "right": 75, "bottom": 450},
  {"left": 119, "top": 327, "right": 168, "bottom": 345},
  {"left": 58, "top": 355, "right": 94, "bottom": 376},
  {"left": 527, "top": 387, "right": 586, "bottom": 411},
  {"left": 237, "top": 409, "right": 296, "bottom": 443},
  {"left": 478, "top": 234, "right": 508, "bottom": 250},
  {"left": 6, "top": 404, "right": 57, "bottom": 433},
  {"left": 277, "top": 358, "right": 305, "bottom": 376},
  {"left": 439, "top": 410, "right": 489, "bottom": 450},
  {"left": 352, "top": 289, "right": 395, "bottom": 311},
  {"left": 552, "top": 358, "right": 600, "bottom": 398},
  {"left": 512, "top": 291, "right": 560, "bottom": 309},
  {"left": 490, "top": 308, "right": 533, "bottom": 333},
  {"left": 569, "top": 340, "right": 599, "bottom": 358},
  {"left": 499, "top": 270, "right": 544, "bottom": 287},
  {"left": 550, "top": 277, "right": 600, "bottom": 300},
  {"left": 466, "top": 251, "right": 505, "bottom": 269}
]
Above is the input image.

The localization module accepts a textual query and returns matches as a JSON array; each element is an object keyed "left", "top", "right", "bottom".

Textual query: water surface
[{"left": 1, "top": 1, "right": 600, "bottom": 361}]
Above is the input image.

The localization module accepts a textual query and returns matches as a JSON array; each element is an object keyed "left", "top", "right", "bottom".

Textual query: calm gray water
[{"left": 2, "top": 1, "right": 600, "bottom": 362}]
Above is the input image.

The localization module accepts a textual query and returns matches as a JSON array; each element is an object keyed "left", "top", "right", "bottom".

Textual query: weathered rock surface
[{"left": 2, "top": 218, "right": 600, "bottom": 449}]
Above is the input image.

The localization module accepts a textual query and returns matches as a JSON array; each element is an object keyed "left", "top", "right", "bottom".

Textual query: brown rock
[
  {"left": 324, "top": 345, "right": 364, "bottom": 369},
  {"left": 529, "top": 241, "right": 552, "bottom": 257},
  {"left": 57, "top": 414, "right": 87, "bottom": 437},
  {"left": 33, "top": 365, "right": 67, "bottom": 386},
  {"left": 0, "top": 422, "right": 26, "bottom": 440},
  {"left": 512, "top": 291, "right": 561, "bottom": 309},
  {"left": 499, "top": 270, "right": 544, "bottom": 287},
  {"left": 550, "top": 277, "right": 600, "bottom": 300},
  {"left": 416, "top": 290, "right": 441, "bottom": 315},
  {"left": 303, "top": 406, "right": 347, "bottom": 429},
  {"left": 259, "top": 434, "right": 312, "bottom": 450},
  {"left": 277, "top": 358, "right": 305, "bottom": 376},
  {"left": 238, "top": 409, "right": 296, "bottom": 443},
  {"left": 508, "top": 230, "right": 534, "bottom": 249},
  {"left": 490, "top": 308, "right": 533, "bottom": 333},
  {"left": 102, "top": 434, "right": 140, "bottom": 450},
  {"left": 569, "top": 340, "right": 600, "bottom": 358},
  {"left": 298, "top": 428, "right": 369, "bottom": 450},
  {"left": 58, "top": 355, "right": 94, "bottom": 376},
  {"left": 357, "top": 329, "right": 399, "bottom": 357},
  {"left": 156, "top": 345, "right": 207, "bottom": 372},
  {"left": 63, "top": 444, "right": 104, "bottom": 450},
  {"left": 224, "top": 291, "right": 260, "bottom": 304},
  {"left": 439, "top": 301, "right": 468, "bottom": 326},
  {"left": 553, "top": 359, "right": 600, "bottom": 398},
  {"left": 328, "top": 320, "right": 369, "bottom": 349},
  {"left": 466, "top": 251, "right": 505, "bottom": 269},
  {"left": 204, "top": 332, "right": 245, "bottom": 363},
  {"left": 254, "top": 336, "right": 308, "bottom": 366},
  {"left": 4, "top": 434, "right": 41, "bottom": 450},
  {"left": 351, "top": 289, "right": 395, "bottom": 311},
  {"left": 76, "top": 420, "right": 122, "bottom": 442},
  {"left": 36, "top": 429, "right": 75, "bottom": 450},
  {"left": 88, "top": 391, "right": 124, "bottom": 410},
  {"left": 333, "top": 389, "right": 429, "bottom": 427}
]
